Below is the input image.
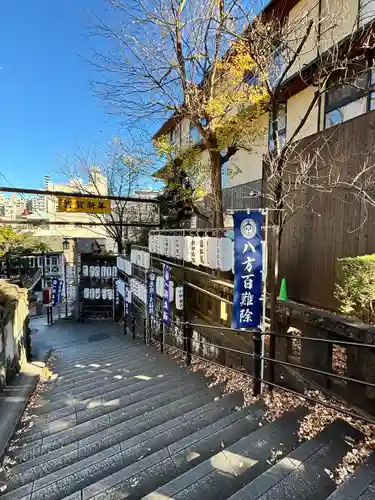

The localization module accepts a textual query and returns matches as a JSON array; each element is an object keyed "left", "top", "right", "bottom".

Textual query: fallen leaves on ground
[
  {"left": 332, "top": 345, "right": 347, "bottom": 377},
  {"left": 0, "top": 349, "right": 57, "bottom": 488},
  {"left": 160, "top": 346, "right": 375, "bottom": 487}
]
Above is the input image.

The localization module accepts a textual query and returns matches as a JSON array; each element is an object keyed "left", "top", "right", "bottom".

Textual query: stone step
[
  {"left": 26, "top": 354, "right": 201, "bottom": 424},
  {"left": 52, "top": 342, "right": 143, "bottom": 372},
  {"left": 17, "top": 375, "right": 201, "bottom": 445},
  {"left": 39, "top": 370, "right": 202, "bottom": 424},
  {"left": 45, "top": 352, "right": 164, "bottom": 393},
  {"left": 50, "top": 344, "right": 169, "bottom": 382},
  {"left": 9, "top": 388, "right": 241, "bottom": 482},
  {"left": 141, "top": 407, "right": 308, "bottom": 500},
  {"left": 33, "top": 360, "right": 192, "bottom": 417},
  {"left": 226, "top": 419, "right": 363, "bottom": 500},
  {"left": 53, "top": 340, "right": 143, "bottom": 366},
  {"left": 11, "top": 386, "right": 222, "bottom": 464},
  {"left": 5, "top": 393, "right": 253, "bottom": 499},
  {"left": 326, "top": 450, "right": 375, "bottom": 500},
  {"left": 70, "top": 400, "right": 264, "bottom": 500},
  {"left": 46, "top": 355, "right": 190, "bottom": 403}
]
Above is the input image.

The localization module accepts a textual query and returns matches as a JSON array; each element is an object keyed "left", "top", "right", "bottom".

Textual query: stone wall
[{"left": 0, "top": 281, "right": 29, "bottom": 392}]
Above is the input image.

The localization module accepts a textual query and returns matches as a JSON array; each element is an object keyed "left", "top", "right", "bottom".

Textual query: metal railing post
[
  {"left": 131, "top": 306, "right": 136, "bottom": 339},
  {"left": 253, "top": 329, "right": 262, "bottom": 396},
  {"left": 160, "top": 319, "right": 164, "bottom": 354},
  {"left": 185, "top": 322, "right": 193, "bottom": 366},
  {"left": 123, "top": 310, "right": 127, "bottom": 335}
]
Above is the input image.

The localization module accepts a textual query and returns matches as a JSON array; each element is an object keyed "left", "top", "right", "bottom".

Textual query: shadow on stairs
[{"left": 1, "top": 333, "right": 375, "bottom": 500}]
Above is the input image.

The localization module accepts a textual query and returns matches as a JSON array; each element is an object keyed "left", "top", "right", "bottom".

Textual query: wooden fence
[
  {"left": 222, "top": 110, "right": 375, "bottom": 310},
  {"left": 278, "top": 110, "right": 375, "bottom": 310}
]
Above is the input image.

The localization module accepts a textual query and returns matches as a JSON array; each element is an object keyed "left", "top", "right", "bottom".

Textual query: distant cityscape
[{"left": 0, "top": 171, "right": 160, "bottom": 252}]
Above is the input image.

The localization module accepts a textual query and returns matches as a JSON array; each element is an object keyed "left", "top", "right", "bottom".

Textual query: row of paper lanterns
[
  {"left": 130, "top": 278, "right": 148, "bottom": 304},
  {"left": 117, "top": 256, "right": 132, "bottom": 276},
  {"left": 149, "top": 234, "right": 184, "bottom": 260},
  {"left": 118, "top": 279, "right": 132, "bottom": 304},
  {"left": 130, "top": 249, "right": 150, "bottom": 270},
  {"left": 149, "top": 234, "right": 234, "bottom": 272},
  {"left": 83, "top": 288, "right": 114, "bottom": 300},
  {"left": 82, "top": 265, "right": 118, "bottom": 278},
  {"left": 119, "top": 277, "right": 184, "bottom": 310}
]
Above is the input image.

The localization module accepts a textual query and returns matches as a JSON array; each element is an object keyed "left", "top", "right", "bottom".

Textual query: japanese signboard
[
  {"left": 51, "top": 277, "right": 60, "bottom": 306},
  {"left": 163, "top": 264, "right": 171, "bottom": 326},
  {"left": 232, "top": 211, "right": 263, "bottom": 329},
  {"left": 124, "top": 282, "right": 130, "bottom": 316},
  {"left": 57, "top": 196, "right": 111, "bottom": 214},
  {"left": 147, "top": 272, "right": 157, "bottom": 316}
]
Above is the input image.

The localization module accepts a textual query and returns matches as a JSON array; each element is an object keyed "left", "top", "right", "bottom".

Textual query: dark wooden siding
[
  {"left": 222, "top": 179, "right": 263, "bottom": 211},
  {"left": 277, "top": 110, "right": 375, "bottom": 309},
  {"left": 224, "top": 110, "right": 375, "bottom": 310}
]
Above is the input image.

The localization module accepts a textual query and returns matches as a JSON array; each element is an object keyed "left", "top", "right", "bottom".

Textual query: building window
[
  {"left": 324, "top": 71, "right": 372, "bottom": 129},
  {"left": 222, "top": 163, "right": 229, "bottom": 188},
  {"left": 269, "top": 46, "right": 287, "bottom": 87},
  {"left": 189, "top": 123, "right": 200, "bottom": 145},
  {"left": 268, "top": 103, "right": 287, "bottom": 152},
  {"left": 169, "top": 128, "right": 175, "bottom": 144},
  {"left": 359, "top": 0, "right": 375, "bottom": 27}
]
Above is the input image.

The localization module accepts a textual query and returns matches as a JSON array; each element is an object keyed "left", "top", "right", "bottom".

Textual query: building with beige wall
[{"left": 154, "top": 0, "right": 375, "bottom": 218}]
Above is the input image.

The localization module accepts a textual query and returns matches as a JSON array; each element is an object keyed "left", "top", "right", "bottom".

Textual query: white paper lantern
[
  {"left": 84, "top": 288, "right": 90, "bottom": 299},
  {"left": 192, "top": 236, "right": 201, "bottom": 266},
  {"left": 156, "top": 276, "right": 163, "bottom": 297},
  {"left": 112, "top": 266, "right": 117, "bottom": 277},
  {"left": 83, "top": 265, "right": 89, "bottom": 277},
  {"left": 107, "top": 289, "right": 113, "bottom": 301},
  {"left": 169, "top": 281, "right": 174, "bottom": 302},
  {"left": 144, "top": 252, "right": 150, "bottom": 270},
  {"left": 219, "top": 238, "right": 233, "bottom": 271},
  {"left": 89, "top": 265, "right": 95, "bottom": 277},
  {"left": 94, "top": 266, "right": 100, "bottom": 278},
  {"left": 159, "top": 236, "right": 166, "bottom": 256},
  {"left": 95, "top": 288, "right": 101, "bottom": 300},
  {"left": 101, "top": 266, "right": 106, "bottom": 278},
  {"left": 154, "top": 234, "right": 160, "bottom": 254},
  {"left": 89, "top": 288, "right": 95, "bottom": 299},
  {"left": 207, "top": 237, "right": 218, "bottom": 269},
  {"left": 148, "top": 234, "right": 154, "bottom": 254},
  {"left": 169, "top": 236, "right": 177, "bottom": 258},
  {"left": 175, "top": 236, "right": 184, "bottom": 260},
  {"left": 163, "top": 236, "right": 169, "bottom": 257},
  {"left": 130, "top": 249, "right": 137, "bottom": 264},
  {"left": 117, "top": 279, "right": 125, "bottom": 298},
  {"left": 184, "top": 236, "right": 193, "bottom": 263},
  {"left": 116, "top": 257, "right": 124, "bottom": 273},
  {"left": 201, "top": 236, "right": 209, "bottom": 267},
  {"left": 175, "top": 286, "right": 184, "bottom": 310}
]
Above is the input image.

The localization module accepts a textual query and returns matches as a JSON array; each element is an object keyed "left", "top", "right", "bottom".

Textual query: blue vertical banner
[
  {"left": 51, "top": 278, "right": 60, "bottom": 306},
  {"left": 163, "top": 264, "right": 171, "bottom": 326},
  {"left": 58, "top": 280, "right": 64, "bottom": 305},
  {"left": 124, "top": 282, "right": 130, "bottom": 316},
  {"left": 232, "top": 211, "right": 263, "bottom": 329},
  {"left": 147, "top": 272, "right": 157, "bottom": 316}
]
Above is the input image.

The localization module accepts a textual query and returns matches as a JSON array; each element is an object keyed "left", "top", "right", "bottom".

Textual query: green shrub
[{"left": 335, "top": 254, "right": 375, "bottom": 323}]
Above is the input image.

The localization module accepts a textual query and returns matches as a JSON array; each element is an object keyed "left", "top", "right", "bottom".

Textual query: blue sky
[{"left": 0, "top": 0, "right": 149, "bottom": 189}]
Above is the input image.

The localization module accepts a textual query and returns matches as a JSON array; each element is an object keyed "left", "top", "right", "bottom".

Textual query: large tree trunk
[
  {"left": 116, "top": 239, "right": 124, "bottom": 254},
  {"left": 209, "top": 148, "right": 224, "bottom": 228}
]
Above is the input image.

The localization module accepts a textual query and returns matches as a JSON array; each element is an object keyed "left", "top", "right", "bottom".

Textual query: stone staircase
[{"left": 2, "top": 334, "right": 375, "bottom": 500}]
